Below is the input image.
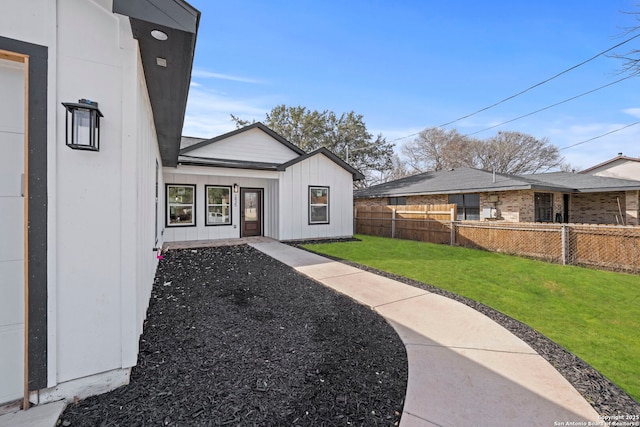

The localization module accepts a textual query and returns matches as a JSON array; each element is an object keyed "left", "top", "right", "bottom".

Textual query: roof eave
[
  {"left": 180, "top": 122, "right": 306, "bottom": 156},
  {"left": 113, "top": 0, "right": 200, "bottom": 167}
]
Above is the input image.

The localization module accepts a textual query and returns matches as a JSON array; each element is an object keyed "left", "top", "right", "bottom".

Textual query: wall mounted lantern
[
  {"left": 62, "top": 99, "right": 103, "bottom": 151},
  {"left": 233, "top": 183, "right": 239, "bottom": 193}
]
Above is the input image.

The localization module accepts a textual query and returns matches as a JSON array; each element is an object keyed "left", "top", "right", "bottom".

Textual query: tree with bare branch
[
  {"left": 401, "top": 127, "right": 477, "bottom": 173},
  {"left": 401, "top": 127, "right": 566, "bottom": 174}
]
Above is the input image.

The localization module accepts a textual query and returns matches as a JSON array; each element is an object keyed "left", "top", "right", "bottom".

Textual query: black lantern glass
[{"left": 62, "top": 99, "right": 103, "bottom": 151}]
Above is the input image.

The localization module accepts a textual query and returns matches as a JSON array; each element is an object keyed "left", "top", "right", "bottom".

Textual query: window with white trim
[
  {"left": 309, "top": 186, "right": 329, "bottom": 224},
  {"left": 206, "top": 186, "right": 231, "bottom": 225},
  {"left": 534, "top": 192, "right": 553, "bottom": 222},
  {"left": 166, "top": 184, "right": 195, "bottom": 226},
  {"left": 448, "top": 193, "right": 480, "bottom": 220}
]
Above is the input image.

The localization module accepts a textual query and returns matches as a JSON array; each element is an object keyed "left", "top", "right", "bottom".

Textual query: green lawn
[{"left": 302, "top": 234, "right": 640, "bottom": 402}]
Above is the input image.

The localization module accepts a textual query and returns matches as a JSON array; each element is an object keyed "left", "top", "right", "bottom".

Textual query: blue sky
[{"left": 184, "top": 0, "right": 640, "bottom": 170}]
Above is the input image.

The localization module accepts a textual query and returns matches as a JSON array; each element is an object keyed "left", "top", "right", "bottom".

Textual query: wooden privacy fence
[
  {"left": 354, "top": 205, "right": 640, "bottom": 273},
  {"left": 355, "top": 204, "right": 456, "bottom": 244}
]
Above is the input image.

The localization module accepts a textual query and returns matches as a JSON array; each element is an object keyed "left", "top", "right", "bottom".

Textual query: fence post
[
  {"left": 561, "top": 224, "right": 567, "bottom": 265},
  {"left": 392, "top": 208, "right": 396, "bottom": 239},
  {"left": 450, "top": 207, "right": 455, "bottom": 246},
  {"left": 450, "top": 221, "right": 455, "bottom": 245},
  {"left": 354, "top": 207, "right": 357, "bottom": 235}
]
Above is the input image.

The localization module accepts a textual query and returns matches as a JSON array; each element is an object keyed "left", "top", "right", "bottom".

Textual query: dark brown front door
[{"left": 241, "top": 188, "right": 262, "bottom": 237}]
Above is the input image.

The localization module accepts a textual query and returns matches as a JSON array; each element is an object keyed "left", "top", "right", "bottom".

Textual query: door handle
[{"left": 21, "top": 173, "right": 24, "bottom": 197}]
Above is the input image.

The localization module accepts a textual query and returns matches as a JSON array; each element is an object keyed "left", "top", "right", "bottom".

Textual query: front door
[
  {"left": 241, "top": 188, "right": 262, "bottom": 237},
  {"left": 0, "top": 56, "right": 26, "bottom": 405}
]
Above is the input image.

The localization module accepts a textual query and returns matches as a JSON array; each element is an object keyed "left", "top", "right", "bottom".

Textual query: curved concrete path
[
  {"left": 250, "top": 241, "right": 601, "bottom": 427},
  {"left": 1, "top": 238, "right": 602, "bottom": 427}
]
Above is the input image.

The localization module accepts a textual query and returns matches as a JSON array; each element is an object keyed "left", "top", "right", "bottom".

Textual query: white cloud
[
  {"left": 182, "top": 86, "right": 273, "bottom": 138},
  {"left": 191, "top": 69, "right": 264, "bottom": 84},
  {"left": 546, "top": 121, "right": 640, "bottom": 169},
  {"left": 622, "top": 107, "right": 640, "bottom": 118}
]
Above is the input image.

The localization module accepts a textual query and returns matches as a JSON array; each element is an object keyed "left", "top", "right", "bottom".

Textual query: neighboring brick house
[{"left": 354, "top": 167, "right": 640, "bottom": 226}]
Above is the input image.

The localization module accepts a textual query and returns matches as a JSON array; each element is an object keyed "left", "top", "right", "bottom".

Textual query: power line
[
  {"left": 559, "top": 121, "right": 640, "bottom": 151},
  {"left": 466, "top": 75, "right": 635, "bottom": 136},
  {"left": 388, "top": 132, "right": 419, "bottom": 143},
  {"left": 437, "top": 32, "right": 640, "bottom": 128},
  {"left": 386, "top": 32, "right": 640, "bottom": 144}
]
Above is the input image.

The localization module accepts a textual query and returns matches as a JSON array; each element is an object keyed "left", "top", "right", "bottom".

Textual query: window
[
  {"left": 166, "top": 184, "right": 195, "bottom": 226},
  {"left": 309, "top": 186, "right": 329, "bottom": 224},
  {"left": 535, "top": 193, "right": 553, "bottom": 222},
  {"left": 388, "top": 197, "right": 407, "bottom": 206},
  {"left": 206, "top": 186, "right": 231, "bottom": 225},
  {"left": 449, "top": 193, "right": 480, "bottom": 220}
]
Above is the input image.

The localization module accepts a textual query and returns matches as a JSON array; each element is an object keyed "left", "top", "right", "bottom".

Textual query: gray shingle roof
[
  {"left": 523, "top": 171, "right": 640, "bottom": 192},
  {"left": 180, "top": 136, "right": 208, "bottom": 150},
  {"left": 355, "top": 167, "right": 640, "bottom": 198}
]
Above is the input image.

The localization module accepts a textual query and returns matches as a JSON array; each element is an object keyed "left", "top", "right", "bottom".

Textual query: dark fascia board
[
  {"left": 574, "top": 185, "right": 640, "bottom": 193},
  {"left": 113, "top": 0, "right": 199, "bottom": 32},
  {"left": 113, "top": 0, "right": 200, "bottom": 167},
  {"left": 177, "top": 155, "right": 281, "bottom": 170},
  {"left": 278, "top": 147, "right": 366, "bottom": 181},
  {"left": 180, "top": 122, "right": 306, "bottom": 156}
]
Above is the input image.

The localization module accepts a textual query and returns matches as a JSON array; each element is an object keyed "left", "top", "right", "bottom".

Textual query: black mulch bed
[
  {"left": 59, "top": 245, "right": 407, "bottom": 426},
  {"left": 287, "top": 239, "right": 640, "bottom": 418}
]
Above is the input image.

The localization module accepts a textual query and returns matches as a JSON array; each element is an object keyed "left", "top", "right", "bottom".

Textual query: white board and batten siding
[
  {"left": 162, "top": 168, "right": 280, "bottom": 242},
  {"left": 121, "top": 54, "right": 165, "bottom": 368},
  {"left": 279, "top": 153, "right": 354, "bottom": 241},
  {"left": 186, "top": 127, "right": 299, "bottom": 163},
  {"left": 0, "top": 0, "right": 165, "bottom": 403}
]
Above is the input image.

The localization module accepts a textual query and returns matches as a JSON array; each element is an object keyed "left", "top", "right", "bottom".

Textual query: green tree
[{"left": 232, "top": 105, "right": 395, "bottom": 187}]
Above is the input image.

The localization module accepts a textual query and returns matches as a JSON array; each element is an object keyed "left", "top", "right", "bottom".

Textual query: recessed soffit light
[
  {"left": 151, "top": 29, "right": 168, "bottom": 41},
  {"left": 156, "top": 57, "right": 167, "bottom": 67}
]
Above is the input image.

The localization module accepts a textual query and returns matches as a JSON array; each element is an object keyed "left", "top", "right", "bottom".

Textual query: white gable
[
  {"left": 590, "top": 159, "right": 640, "bottom": 181},
  {"left": 186, "top": 127, "right": 300, "bottom": 163}
]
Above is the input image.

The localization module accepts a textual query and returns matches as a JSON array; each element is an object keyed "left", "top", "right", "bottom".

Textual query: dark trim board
[
  {"left": 165, "top": 183, "right": 197, "bottom": 227},
  {"left": 0, "top": 35, "right": 48, "bottom": 391}
]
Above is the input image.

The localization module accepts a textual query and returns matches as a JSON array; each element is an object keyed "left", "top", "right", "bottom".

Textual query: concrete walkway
[
  {"left": 0, "top": 401, "right": 65, "bottom": 427},
  {"left": 249, "top": 241, "right": 601, "bottom": 427},
  {"left": 2, "top": 239, "right": 603, "bottom": 427}
]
